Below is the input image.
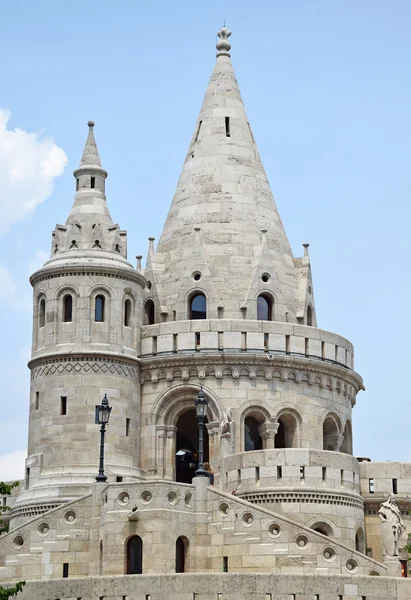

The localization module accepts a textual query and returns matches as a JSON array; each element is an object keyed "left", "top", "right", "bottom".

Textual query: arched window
[
  {"left": 190, "top": 293, "right": 206, "bottom": 319},
  {"left": 257, "top": 294, "right": 272, "bottom": 321},
  {"left": 176, "top": 536, "right": 188, "bottom": 573},
  {"left": 144, "top": 299, "right": 155, "bottom": 325},
  {"left": 126, "top": 535, "right": 143, "bottom": 574},
  {"left": 39, "top": 298, "right": 46, "bottom": 328},
  {"left": 307, "top": 304, "right": 313, "bottom": 326},
  {"left": 124, "top": 299, "right": 132, "bottom": 327},
  {"left": 95, "top": 295, "right": 105, "bottom": 322},
  {"left": 244, "top": 416, "right": 263, "bottom": 451},
  {"left": 63, "top": 294, "right": 73, "bottom": 322}
]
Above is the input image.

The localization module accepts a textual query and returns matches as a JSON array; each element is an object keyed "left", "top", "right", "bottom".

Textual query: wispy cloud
[{"left": 0, "top": 109, "right": 67, "bottom": 233}]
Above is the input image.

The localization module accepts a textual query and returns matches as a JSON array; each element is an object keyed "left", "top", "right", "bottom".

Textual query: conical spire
[
  {"left": 80, "top": 120, "right": 102, "bottom": 167},
  {"left": 154, "top": 27, "right": 300, "bottom": 320}
]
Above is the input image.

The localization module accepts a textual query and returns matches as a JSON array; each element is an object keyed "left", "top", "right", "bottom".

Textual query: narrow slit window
[
  {"left": 63, "top": 294, "right": 73, "bottom": 322},
  {"left": 39, "top": 298, "right": 46, "bottom": 328},
  {"left": 218, "top": 331, "right": 223, "bottom": 351},
  {"left": 241, "top": 332, "right": 247, "bottom": 351},
  {"left": 264, "top": 333, "right": 269, "bottom": 351},
  {"left": 322, "top": 467, "right": 326, "bottom": 482},
  {"left": 95, "top": 295, "right": 105, "bottom": 322},
  {"left": 194, "top": 120, "right": 202, "bottom": 143},
  {"left": 25, "top": 467, "right": 30, "bottom": 488},
  {"left": 277, "top": 466, "right": 282, "bottom": 480},
  {"left": 173, "top": 334, "right": 178, "bottom": 353},
  {"left": 237, "top": 469, "right": 241, "bottom": 486},
  {"left": 60, "top": 396, "right": 67, "bottom": 415},
  {"left": 124, "top": 299, "right": 131, "bottom": 327},
  {"left": 369, "top": 478, "right": 374, "bottom": 493},
  {"left": 126, "top": 418, "right": 130, "bottom": 437},
  {"left": 340, "top": 469, "right": 344, "bottom": 486},
  {"left": 321, "top": 341, "right": 325, "bottom": 359},
  {"left": 255, "top": 466, "right": 260, "bottom": 483},
  {"left": 285, "top": 335, "right": 290, "bottom": 355},
  {"left": 90, "top": 176, "right": 95, "bottom": 189},
  {"left": 63, "top": 563, "right": 69, "bottom": 578},
  {"left": 195, "top": 332, "right": 200, "bottom": 350},
  {"left": 305, "top": 338, "right": 309, "bottom": 357},
  {"left": 393, "top": 478, "right": 398, "bottom": 494},
  {"left": 225, "top": 116, "right": 230, "bottom": 137},
  {"left": 152, "top": 336, "right": 157, "bottom": 355},
  {"left": 223, "top": 556, "right": 228, "bottom": 572},
  {"left": 35, "top": 391, "right": 39, "bottom": 410},
  {"left": 300, "top": 466, "right": 305, "bottom": 480},
  {"left": 76, "top": 178, "right": 79, "bottom": 191}
]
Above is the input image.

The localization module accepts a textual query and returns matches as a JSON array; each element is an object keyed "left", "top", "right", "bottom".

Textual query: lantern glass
[{"left": 99, "top": 405, "right": 111, "bottom": 424}]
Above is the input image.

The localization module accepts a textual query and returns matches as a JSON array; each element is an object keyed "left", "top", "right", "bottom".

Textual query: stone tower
[
  {"left": 12, "top": 122, "right": 145, "bottom": 522},
  {"left": 139, "top": 26, "right": 365, "bottom": 548}
]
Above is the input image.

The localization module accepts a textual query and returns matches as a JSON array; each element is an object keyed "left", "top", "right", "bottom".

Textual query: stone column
[
  {"left": 206, "top": 421, "right": 220, "bottom": 472},
  {"left": 154, "top": 425, "right": 167, "bottom": 478},
  {"left": 259, "top": 421, "right": 278, "bottom": 450},
  {"left": 164, "top": 426, "right": 177, "bottom": 480}
]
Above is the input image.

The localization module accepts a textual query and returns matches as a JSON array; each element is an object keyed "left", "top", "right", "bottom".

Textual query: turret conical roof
[{"left": 153, "top": 27, "right": 301, "bottom": 320}]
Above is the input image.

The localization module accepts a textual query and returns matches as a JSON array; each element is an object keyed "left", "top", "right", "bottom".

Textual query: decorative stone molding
[
  {"left": 30, "top": 263, "right": 146, "bottom": 288},
  {"left": 30, "top": 354, "right": 139, "bottom": 380},
  {"left": 140, "top": 354, "right": 359, "bottom": 403},
  {"left": 239, "top": 490, "right": 364, "bottom": 511}
]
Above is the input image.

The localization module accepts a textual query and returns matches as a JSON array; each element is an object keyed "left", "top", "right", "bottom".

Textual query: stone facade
[{"left": 1, "top": 25, "right": 410, "bottom": 599}]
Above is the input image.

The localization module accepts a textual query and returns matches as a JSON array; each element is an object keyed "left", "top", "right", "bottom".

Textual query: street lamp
[
  {"left": 194, "top": 388, "right": 209, "bottom": 477},
  {"left": 95, "top": 393, "right": 112, "bottom": 483}
]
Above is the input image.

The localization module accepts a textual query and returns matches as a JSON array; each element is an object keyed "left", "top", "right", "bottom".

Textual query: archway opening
[
  {"left": 244, "top": 416, "right": 263, "bottom": 451},
  {"left": 176, "top": 409, "right": 209, "bottom": 483},
  {"left": 176, "top": 536, "right": 188, "bottom": 573},
  {"left": 275, "top": 414, "right": 298, "bottom": 448},
  {"left": 323, "top": 417, "right": 339, "bottom": 451},
  {"left": 126, "top": 535, "right": 142, "bottom": 574},
  {"left": 355, "top": 528, "right": 365, "bottom": 553},
  {"left": 311, "top": 522, "right": 334, "bottom": 537}
]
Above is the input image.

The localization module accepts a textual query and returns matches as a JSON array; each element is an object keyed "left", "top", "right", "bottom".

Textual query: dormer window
[
  {"left": 257, "top": 294, "right": 272, "bottom": 321},
  {"left": 190, "top": 293, "right": 206, "bottom": 320}
]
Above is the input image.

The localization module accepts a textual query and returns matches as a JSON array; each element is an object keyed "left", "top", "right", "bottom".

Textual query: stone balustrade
[
  {"left": 141, "top": 320, "right": 354, "bottom": 370},
  {"left": 221, "top": 449, "right": 361, "bottom": 495}
]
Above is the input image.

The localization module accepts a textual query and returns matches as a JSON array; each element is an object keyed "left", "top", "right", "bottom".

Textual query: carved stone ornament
[{"left": 378, "top": 493, "right": 406, "bottom": 557}]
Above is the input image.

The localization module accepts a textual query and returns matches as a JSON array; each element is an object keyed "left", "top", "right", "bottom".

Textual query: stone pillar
[
  {"left": 206, "top": 421, "right": 220, "bottom": 472},
  {"left": 154, "top": 425, "right": 167, "bottom": 478},
  {"left": 164, "top": 426, "right": 177, "bottom": 480},
  {"left": 259, "top": 421, "right": 278, "bottom": 450}
]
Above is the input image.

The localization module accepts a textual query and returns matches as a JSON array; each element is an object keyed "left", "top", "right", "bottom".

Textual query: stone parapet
[{"left": 3, "top": 572, "right": 410, "bottom": 600}]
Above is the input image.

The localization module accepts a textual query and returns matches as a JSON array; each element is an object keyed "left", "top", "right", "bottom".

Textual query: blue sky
[{"left": 1, "top": 1, "right": 410, "bottom": 478}]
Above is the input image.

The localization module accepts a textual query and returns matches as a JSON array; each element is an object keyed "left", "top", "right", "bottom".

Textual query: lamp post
[
  {"left": 95, "top": 393, "right": 112, "bottom": 483},
  {"left": 194, "top": 388, "right": 209, "bottom": 477}
]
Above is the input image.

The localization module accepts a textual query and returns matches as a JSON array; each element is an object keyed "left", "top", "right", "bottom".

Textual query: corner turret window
[
  {"left": 144, "top": 299, "right": 155, "bottom": 325},
  {"left": 124, "top": 299, "right": 132, "bottom": 327},
  {"left": 307, "top": 304, "right": 313, "bottom": 326},
  {"left": 63, "top": 294, "right": 73, "bottom": 322},
  {"left": 257, "top": 294, "right": 272, "bottom": 321},
  {"left": 190, "top": 293, "right": 206, "bottom": 320},
  {"left": 39, "top": 298, "right": 46, "bottom": 328},
  {"left": 95, "top": 295, "right": 105, "bottom": 322}
]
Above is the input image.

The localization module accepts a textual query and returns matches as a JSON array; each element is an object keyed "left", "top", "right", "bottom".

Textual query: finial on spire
[
  {"left": 303, "top": 243, "right": 310, "bottom": 257},
  {"left": 216, "top": 26, "right": 231, "bottom": 58},
  {"left": 80, "top": 120, "right": 102, "bottom": 167}
]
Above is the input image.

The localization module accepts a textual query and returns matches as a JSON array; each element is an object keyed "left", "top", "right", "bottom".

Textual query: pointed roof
[
  {"left": 154, "top": 27, "right": 300, "bottom": 320},
  {"left": 80, "top": 121, "right": 102, "bottom": 167}
]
